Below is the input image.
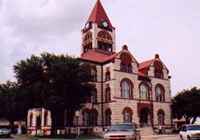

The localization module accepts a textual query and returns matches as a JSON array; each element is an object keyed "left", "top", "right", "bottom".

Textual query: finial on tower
[
  {"left": 155, "top": 54, "right": 160, "bottom": 59},
  {"left": 87, "top": 0, "right": 114, "bottom": 29}
]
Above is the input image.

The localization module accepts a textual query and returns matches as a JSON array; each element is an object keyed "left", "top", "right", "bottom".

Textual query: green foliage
[
  {"left": 13, "top": 53, "right": 94, "bottom": 127},
  {"left": 172, "top": 87, "right": 200, "bottom": 123}
]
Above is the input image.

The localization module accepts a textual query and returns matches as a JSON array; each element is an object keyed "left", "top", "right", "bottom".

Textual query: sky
[{"left": 0, "top": 0, "right": 199, "bottom": 96}]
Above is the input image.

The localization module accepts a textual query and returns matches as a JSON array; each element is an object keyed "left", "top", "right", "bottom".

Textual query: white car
[
  {"left": 179, "top": 125, "right": 200, "bottom": 140},
  {"left": 104, "top": 123, "right": 141, "bottom": 140}
]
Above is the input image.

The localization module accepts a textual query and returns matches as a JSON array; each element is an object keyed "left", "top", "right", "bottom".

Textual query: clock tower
[{"left": 81, "top": 0, "right": 116, "bottom": 55}]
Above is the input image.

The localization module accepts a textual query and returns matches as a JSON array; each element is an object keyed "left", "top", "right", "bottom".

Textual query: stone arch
[
  {"left": 154, "top": 60, "right": 164, "bottom": 79},
  {"left": 157, "top": 109, "right": 165, "bottom": 125},
  {"left": 120, "top": 52, "right": 133, "bottom": 73},
  {"left": 97, "top": 30, "right": 112, "bottom": 42},
  {"left": 155, "top": 84, "right": 165, "bottom": 102},
  {"left": 90, "top": 109, "right": 98, "bottom": 126},
  {"left": 120, "top": 78, "right": 133, "bottom": 99},
  {"left": 105, "top": 85, "right": 111, "bottom": 102},
  {"left": 82, "top": 108, "right": 90, "bottom": 126},
  {"left": 139, "top": 82, "right": 151, "bottom": 100},
  {"left": 122, "top": 107, "right": 133, "bottom": 123}
]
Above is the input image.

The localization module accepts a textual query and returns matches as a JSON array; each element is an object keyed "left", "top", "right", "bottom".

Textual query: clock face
[{"left": 102, "top": 21, "right": 108, "bottom": 28}]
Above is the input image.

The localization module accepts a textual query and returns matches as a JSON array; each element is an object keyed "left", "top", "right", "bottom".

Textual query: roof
[
  {"left": 87, "top": 0, "right": 114, "bottom": 29},
  {"left": 80, "top": 50, "right": 116, "bottom": 64},
  {"left": 139, "top": 59, "right": 154, "bottom": 70}
]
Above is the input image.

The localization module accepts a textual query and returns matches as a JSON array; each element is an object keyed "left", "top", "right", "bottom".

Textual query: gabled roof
[
  {"left": 139, "top": 54, "right": 169, "bottom": 74},
  {"left": 80, "top": 50, "right": 117, "bottom": 64},
  {"left": 87, "top": 0, "right": 114, "bottom": 29},
  {"left": 139, "top": 59, "right": 154, "bottom": 70}
]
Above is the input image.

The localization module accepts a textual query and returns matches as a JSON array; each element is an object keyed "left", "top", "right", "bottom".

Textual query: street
[{"left": 0, "top": 134, "right": 180, "bottom": 140}]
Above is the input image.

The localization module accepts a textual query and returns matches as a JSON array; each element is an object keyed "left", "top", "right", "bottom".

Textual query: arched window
[
  {"left": 91, "top": 89, "right": 97, "bottom": 103},
  {"left": 155, "top": 85, "right": 165, "bottom": 102},
  {"left": 154, "top": 61, "right": 164, "bottom": 79},
  {"left": 97, "top": 31, "right": 113, "bottom": 52},
  {"left": 90, "top": 109, "right": 98, "bottom": 126},
  {"left": 91, "top": 67, "right": 97, "bottom": 82},
  {"left": 123, "top": 107, "right": 133, "bottom": 123},
  {"left": 157, "top": 110, "right": 165, "bottom": 125},
  {"left": 140, "top": 84, "right": 150, "bottom": 100},
  {"left": 105, "top": 109, "right": 112, "bottom": 126},
  {"left": 121, "top": 79, "right": 133, "bottom": 99},
  {"left": 105, "top": 86, "right": 111, "bottom": 102},
  {"left": 120, "top": 53, "right": 132, "bottom": 73},
  {"left": 105, "top": 69, "right": 111, "bottom": 81},
  {"left": 83, "top": 32, "right": 92, "bottom": 53},
  {"left": 82, "top": 109, "right": 90, "bottom": 126},
  {"left": 97, "top": 31, "right": 112, "bottom": 42}
]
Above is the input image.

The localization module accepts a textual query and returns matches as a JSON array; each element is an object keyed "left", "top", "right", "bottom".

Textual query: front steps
[{"left": 140, "top": 126, "right": 154, "bottom": 136}]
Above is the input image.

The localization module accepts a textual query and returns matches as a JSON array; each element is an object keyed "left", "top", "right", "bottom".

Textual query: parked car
[
  {"left": 104, "top": 123, "right": 141, "bottom": 140},
  {"left": 179, "top": 124, "right": 200, "bottom": 140},
  {"left": 0, "top": 119, "right": 11, "bottom": 137}
]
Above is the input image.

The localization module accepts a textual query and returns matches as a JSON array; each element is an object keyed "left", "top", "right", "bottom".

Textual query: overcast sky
[{"left": 0, "top": 0, "right": 199, "bottom": 95}]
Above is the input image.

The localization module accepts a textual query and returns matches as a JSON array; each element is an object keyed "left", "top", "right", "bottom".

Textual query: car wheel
[
  {"left": 187, "top": 136, "right": 191, "bottom": 140},
  {"left": 180, "top": 135, "right": 183, "bottom": 140}
]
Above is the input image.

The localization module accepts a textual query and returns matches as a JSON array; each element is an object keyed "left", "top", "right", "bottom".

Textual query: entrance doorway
[{"left": 139, "top": 108, "right": 151, "bottom": 127}]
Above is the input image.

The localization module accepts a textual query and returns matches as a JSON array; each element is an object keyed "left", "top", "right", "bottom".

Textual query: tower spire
[{"left": 87, "top": 0, "right": 114, "bottom": 29}]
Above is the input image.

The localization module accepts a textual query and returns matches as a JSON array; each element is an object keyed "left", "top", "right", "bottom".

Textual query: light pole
[{"left": 75, "top": 111, "right": 80, "bottom": 138}]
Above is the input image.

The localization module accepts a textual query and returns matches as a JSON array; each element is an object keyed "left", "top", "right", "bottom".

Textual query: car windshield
[
  {"left": 0, "top": 125, "right": 10, "bottom": 129},
  {"left": 187, "top": 125, "right": 200, "bottom": 131},
  {"left": 109, "top": 124, "right": 135, "bottom": 131}
]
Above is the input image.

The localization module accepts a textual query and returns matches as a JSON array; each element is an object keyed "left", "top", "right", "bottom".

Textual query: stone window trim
[
  {"left": 122, "top": 107, "right": 133, "bottom": 123},
  {"left": 91, "top": 67, "right": 97, "bottom": 82},
  {"left": 155, "top": 84, "right": 165, "bottom": 102},
  {"left": 120, "top": 78, "right": 134, "bottom": 99},
  {"left": 105, "top": 86, "right": 111, "bottom": 103},
  {"left": 157, "top": 109, "right": 165, "bottom": 125},
  {"left": 105, "top": 68, "right": 111, "bottom": 81},
  {"left": 82, "top": 108, "right": 98, "bottom": 127},
  {"left": 120, "top": 52, "right": 133, "bottom": 73},
  {"left": 139, "top": 82, "right": 151, "bottom": 101},
  {"left": 154, "top": 60, "right": 164, "bottom": 79}
]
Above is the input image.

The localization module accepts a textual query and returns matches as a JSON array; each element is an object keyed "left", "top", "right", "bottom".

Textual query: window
[
  {"left": 83, "top": 110, "right": 90, "bottom": 126},
  {"left": 91, "top": 89, "right": 97, "bottom": 103},
  {"left": 83, "top": 32, "right": 92, "bottom": 53},
  {"left": 105, "top": 69, "right": 111, "bottom": 81},
  {"left": 157, "top": 110, "right": 165, "bottom": 125},
  {"left": 97, "top": 31, "right": 113, "bottom": 52},
  {"left": 140, "top": 84, "right": 150, "bottom": 100},
  {"left": 154, "top": 61, "right": 164, "bottom": 79},
  {"left": 105, "top": 86, "right": 111, "bottom": 102},
  {"left": 120, "top": 53, "right": 132, "bottom": 73},
  {"left": 123, "top": 108, "right": 133, "bottom": 123},
  {"left": 90, "top": 109, "right": 98, "bottom": 126},
  {"left": 121, "top": 79, "right": 133, "bottom": 99},
  {"left": 155, "top": 85, "right": 165, "bottom": 102},
  {"left": 91, "top": 68, "right": 97, "bottom": 82},
  {"left": 105, "top": 109, "right": 112, "bottom": 126}
]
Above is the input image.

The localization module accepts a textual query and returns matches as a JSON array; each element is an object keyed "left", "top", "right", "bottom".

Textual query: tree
[
  {"left": 0, "top": 81, "right": 31, "bottom": 127},
  {"left": 172, "top": 87, "right": 200, "bottom": 123},
  {"left": 14, "top": 53, "right": 93, "bottom": 129}
]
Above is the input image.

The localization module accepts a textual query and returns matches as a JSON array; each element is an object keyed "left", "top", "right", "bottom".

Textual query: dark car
[{"left": 104, "top": 123, "right": 141, "bottom": 140}]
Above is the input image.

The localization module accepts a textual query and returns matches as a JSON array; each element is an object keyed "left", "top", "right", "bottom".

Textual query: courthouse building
[{"left": 78, "top": 0, "right": 172, "bottom": 129}]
